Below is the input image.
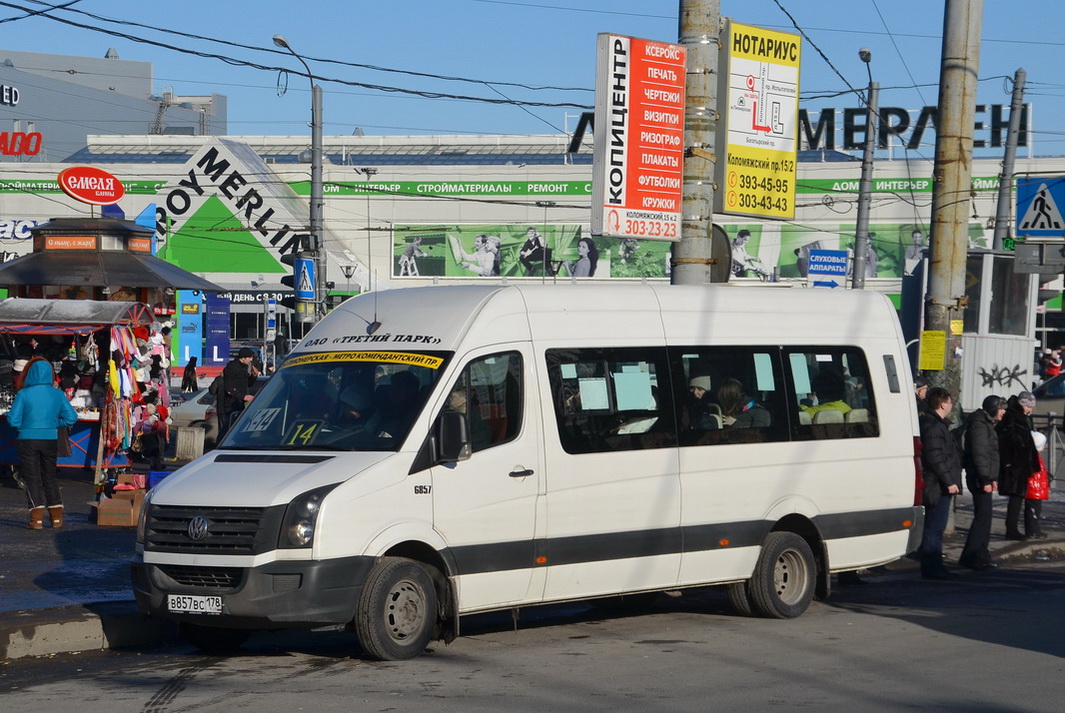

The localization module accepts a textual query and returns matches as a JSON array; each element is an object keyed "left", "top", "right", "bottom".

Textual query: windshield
[{"left": 218, "top": 350, "right": 450, "bottom": 451}]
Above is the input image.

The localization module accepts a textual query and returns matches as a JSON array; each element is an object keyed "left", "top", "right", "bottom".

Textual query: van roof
[{"left": 292, "top": 284, "right": 899, "bottom": 355}]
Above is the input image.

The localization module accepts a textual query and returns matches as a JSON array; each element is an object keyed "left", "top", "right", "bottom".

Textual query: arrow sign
[{"left": 813, "top": 280, "right": 840, "bottom": 289}]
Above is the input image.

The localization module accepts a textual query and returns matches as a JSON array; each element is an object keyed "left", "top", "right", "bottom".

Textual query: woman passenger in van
[
  {"left": 717, "top": 378, "right": 770, "bottom": 428},
  {"left": 684, "top": 375, "right": 720, "bottom": 431}
]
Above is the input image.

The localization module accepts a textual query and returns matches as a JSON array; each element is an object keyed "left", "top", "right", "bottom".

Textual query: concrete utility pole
[
  {"left": 673, "top": 0, "right": 719, "bottom": 285},
  {"left": 992, "top": 68, "right": 1026, "bottom": 250},
  {"left": 852, "top": 48, "right": 878, "bottom": 290},
  {"left": 925, "top": 0, "right": 983, "bottom": 398}
]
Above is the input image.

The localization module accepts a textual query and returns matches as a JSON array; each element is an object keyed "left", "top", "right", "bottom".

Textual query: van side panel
[{"left": 526, "top": 288, "right": 684, "bottom": 600}]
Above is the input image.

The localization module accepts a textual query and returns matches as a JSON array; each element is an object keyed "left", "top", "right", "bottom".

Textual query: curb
[{"left": 1, "top": 601, "right": 176, "bottom": 660}]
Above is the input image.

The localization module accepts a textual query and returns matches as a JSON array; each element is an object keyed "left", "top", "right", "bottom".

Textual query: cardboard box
[
  {"left": 89, "top": 498, "right": 135, "bottom": 527},
  {"left": 90, "top": 485, "right": 146, "bottom": 527}
]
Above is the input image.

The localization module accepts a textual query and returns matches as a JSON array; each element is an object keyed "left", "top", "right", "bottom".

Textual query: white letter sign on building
[
  {"left": 591, "top": 33, "right": 686, "bottom": 241},
  {"left": 716, "top": 20, "right": 800, "bottom": 220}
]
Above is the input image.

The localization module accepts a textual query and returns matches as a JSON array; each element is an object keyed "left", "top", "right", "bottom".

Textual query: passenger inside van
[
  {"left": 801, "top": 369, "right": 853, "bottom": 417},
  {"left": 717, "top": 378, "right": 770, "bottom": 428},
  {"left": 684, "top": 375, "right": 721, "bottom": 431},
  {"left": 378, "top": 370, "right": 422, "bottom": 439}
]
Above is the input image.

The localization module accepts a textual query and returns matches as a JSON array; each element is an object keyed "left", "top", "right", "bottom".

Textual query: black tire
[
  {"left": 178, "top": 622, "right": 252, "bottom": 654},
  {"left": 749, "top": 532, "right": 816, "bottom": 619},
  {"left": 726, "top": 581, "right": 755, "bottom": 617},
  {"left": 355, "top": 557, "right": 438, "bottom": 661}
]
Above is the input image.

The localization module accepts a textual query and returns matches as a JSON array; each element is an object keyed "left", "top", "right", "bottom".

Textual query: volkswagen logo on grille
[{"left": 187, "top": 514, "right": 210, "bottom": 541}]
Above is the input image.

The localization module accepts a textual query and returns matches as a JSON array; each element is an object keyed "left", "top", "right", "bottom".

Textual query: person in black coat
[
  {"left": 997, "top": 391, "right": 1041, "bottom": 540},
  {"left": 917, "top": 386, "right": 962, "bottom": 579},
  {"left": 217, "top": 348, "right": 260, "bottom": 439},
  {"left": 181, "top": 357, "right": 199, "bottom": 393},
  {"left": 959, "top": 395, "right": 1006, "bottom": 570}
]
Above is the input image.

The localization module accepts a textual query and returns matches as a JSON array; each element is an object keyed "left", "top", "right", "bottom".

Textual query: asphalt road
[{"left": 3, "top": 561, "right": 1065, "bottom": 712}]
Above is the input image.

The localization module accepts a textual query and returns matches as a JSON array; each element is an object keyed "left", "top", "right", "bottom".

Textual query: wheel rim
[
  {"left": 384, "top": 578, "right": 427, "bottom": 642},
  {"left": 773, "top": 548, "right": 809, "bottom": 605}
]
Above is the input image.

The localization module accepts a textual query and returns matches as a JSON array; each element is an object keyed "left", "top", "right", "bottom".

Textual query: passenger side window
[
  {"left": 670, "top": 347, "right": 789, "bottom": 446},
  {"left": 547, "top": 348, "right": 675, "bottom": 454},
  {"left": 785, "top": 347, "right": 879, "bottom": 440},
  {"left": 444, "top": 352, "right": 522, "bottom": 453}
]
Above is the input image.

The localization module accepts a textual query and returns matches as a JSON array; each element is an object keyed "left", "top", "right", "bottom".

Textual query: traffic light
[{"left": 279, "top": 252, "right": 300, "bottom": 312}]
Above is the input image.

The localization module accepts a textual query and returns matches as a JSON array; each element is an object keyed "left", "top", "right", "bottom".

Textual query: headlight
[
  {"left": 279, "top": 484, "right": 339, "bottom": 549},
  {"left": 135, "top": 489, "right": 154, "bottom": 545}
]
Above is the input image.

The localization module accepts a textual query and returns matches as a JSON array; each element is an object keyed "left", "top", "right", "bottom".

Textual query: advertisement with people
[
  {"left": 393, "top": 225, "right": 673, "bottom": 280},
  {"left": 393, "top": 221, "right": 990, "bottom": 281}
]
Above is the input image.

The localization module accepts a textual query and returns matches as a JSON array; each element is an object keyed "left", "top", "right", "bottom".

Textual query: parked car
[
  {"left": 1032, "top": 373, "right": 1065, "bottom": 416},
  {"left": 168, "top": 388, "right": 215, "bottom": 431}
]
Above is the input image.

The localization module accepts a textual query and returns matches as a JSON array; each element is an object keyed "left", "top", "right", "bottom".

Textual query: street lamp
[
  {"left": 852, "top": 47, "right": 879, "bottom": 290},
  {"left": 273, "top": 34, "right": 325, "bottom": 319},
  {"left": 356, "top": 167, "right": 378, "bottom": 291}
]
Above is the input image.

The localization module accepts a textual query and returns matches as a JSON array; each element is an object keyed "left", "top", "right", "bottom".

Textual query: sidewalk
[{"left": 1, "top": 469, "right": 1063, "bottom": 660}]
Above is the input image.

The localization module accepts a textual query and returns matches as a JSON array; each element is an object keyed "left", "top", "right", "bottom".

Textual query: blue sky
[{"left": 0, "top": 1, "right": 1062, "bottom": 156}]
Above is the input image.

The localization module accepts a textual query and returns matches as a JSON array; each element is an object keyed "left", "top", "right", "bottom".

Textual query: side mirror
[{"left": 435, "top": 410, "right": 471, "bottom": 463}]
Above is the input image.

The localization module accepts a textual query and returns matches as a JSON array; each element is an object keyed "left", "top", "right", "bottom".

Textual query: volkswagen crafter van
[{"left": 132, "top": 284, "right": 924, "bottom": 660}]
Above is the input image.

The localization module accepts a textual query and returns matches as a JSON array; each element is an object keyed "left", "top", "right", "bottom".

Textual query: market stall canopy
[
  {"left": 0, "top": 218, "right": 222, "bottom": 292},
  {"left": 0, "top": 298, "right": 154, "bottom": 335}
]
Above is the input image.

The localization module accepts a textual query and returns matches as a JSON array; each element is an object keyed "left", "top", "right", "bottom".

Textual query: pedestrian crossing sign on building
[{"left": 1016, "top": 176, "right": 1065, "bottom": 241}]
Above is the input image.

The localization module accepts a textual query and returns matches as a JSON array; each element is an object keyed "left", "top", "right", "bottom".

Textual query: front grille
[
  {"left": 145, "top": 504, "right": 286, "bottom": 554},
  {"left": 158, "top": 564, "right": 242, "bottom": 588}
]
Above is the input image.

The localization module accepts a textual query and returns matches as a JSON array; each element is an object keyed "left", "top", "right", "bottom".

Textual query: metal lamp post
[
  {"left": 852, "top": 48, "right": 879, "bottom": 290},
  {"left": 273, "top": 34, "right": 325, "bottom": 319}
]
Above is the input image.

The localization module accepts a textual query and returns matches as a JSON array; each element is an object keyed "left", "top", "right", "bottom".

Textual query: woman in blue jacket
[{"left": 8, "top": 358, "right": 79, "bottom": 529}]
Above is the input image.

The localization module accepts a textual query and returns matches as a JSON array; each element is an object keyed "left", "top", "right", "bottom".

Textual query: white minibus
[{"left": 131, "top": 284, "right": 923, "bottom": 660}]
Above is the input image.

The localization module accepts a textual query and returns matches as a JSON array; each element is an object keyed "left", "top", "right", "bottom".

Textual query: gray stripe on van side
[{"left": 443, "top": 507, "right": 917, "bottom": 576}]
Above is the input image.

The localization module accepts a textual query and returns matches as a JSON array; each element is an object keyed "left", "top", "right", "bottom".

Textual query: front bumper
[{"left": 131, "top": 553, "right": 376, "bottom": 629}]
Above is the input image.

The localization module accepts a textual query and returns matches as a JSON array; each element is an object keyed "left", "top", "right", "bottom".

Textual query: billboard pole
[{"left": 673, "top": 0, "right": 720, "bottom": 285}]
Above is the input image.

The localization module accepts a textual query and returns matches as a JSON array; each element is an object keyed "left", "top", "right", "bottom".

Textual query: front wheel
[
  {"left": 355, "top": 557, "right": 439, "bottom": 661},
  {"left": 749, "top": 532, "right": 816, "bottom": 619}
]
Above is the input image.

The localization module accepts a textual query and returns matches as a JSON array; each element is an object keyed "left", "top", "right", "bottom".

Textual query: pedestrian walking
[
  {"left": 181, "top": 356, "right": 199, "bottom": 393},
  {"left": 997, "top": 392, "right": 1041, "bottom": 540},
  {"left": 917, "top": 386, "right": 962, "bottom": 580},
  {"left": 958, "top": 394, "right": 1006, "bottom": 570},
  {"left": 7, "top": 358, "right": 79, "bottom": 529}
]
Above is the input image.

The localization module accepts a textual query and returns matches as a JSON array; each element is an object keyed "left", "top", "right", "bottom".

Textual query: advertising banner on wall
[
  {"left": 393, "top": 225, "right": 673, "bottom": 280},
  {"left": 590, "top": 33, "right": 686, "bottom": 241},
  {"left": 716, "top": 20, "right": 801, "bottom": 220}
]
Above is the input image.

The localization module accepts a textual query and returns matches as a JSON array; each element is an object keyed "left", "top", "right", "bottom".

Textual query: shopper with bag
[
  {"left": 997, "top": 392, "right": 1042, "bottom": 540},
  {"left": 1025, "top": 430, "right": 1052, "bottom": 539},
  {"left": 8, "top": 358, "right": 79, "bottom": 529}
]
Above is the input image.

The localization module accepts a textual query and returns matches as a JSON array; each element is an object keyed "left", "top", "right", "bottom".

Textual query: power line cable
[
  {"left": 21, "top": 0, "right": 592, "bottom": 94},
  {"left": 0, "top": 1, "right": 593, "bottom": 110}
]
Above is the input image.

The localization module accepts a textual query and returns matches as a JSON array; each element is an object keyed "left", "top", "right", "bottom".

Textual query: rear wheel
[
  {"left": 355, "top": 557, "right": 438, "bottom": 661},
  {"left": 178, "top": 622, "right": 252, "bottom": 654},
  {"left": 750, "top": 532, "right": 816, "bottom": 619}
]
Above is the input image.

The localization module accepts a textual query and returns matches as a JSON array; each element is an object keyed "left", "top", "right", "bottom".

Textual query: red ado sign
[{"left": 57, "top": 166, "right": 125, "bottom": 206}]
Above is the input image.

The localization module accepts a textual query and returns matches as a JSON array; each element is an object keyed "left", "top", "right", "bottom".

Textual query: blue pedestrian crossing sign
[
  {"left": 295, "top": 256, "right": 316, "bottom": 300},
  {"left": 1017, "top": 176, "right": 1065, "bottom": 240}
]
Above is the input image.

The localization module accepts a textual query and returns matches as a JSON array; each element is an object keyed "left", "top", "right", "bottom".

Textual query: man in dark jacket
[
  {"left": 217, "top": 347, "right": 260, "bottom": 440},
  {"left": 959, "top": 395, "right": 1006, "bottom": 570},
  {"left": 917, "top": 386, "right": 962, "bottom": 579}
]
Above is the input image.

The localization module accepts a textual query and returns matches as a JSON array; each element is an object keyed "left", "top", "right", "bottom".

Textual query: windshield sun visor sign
[{"left": 282, "top": 351, "right": 445, "bottom": 370}]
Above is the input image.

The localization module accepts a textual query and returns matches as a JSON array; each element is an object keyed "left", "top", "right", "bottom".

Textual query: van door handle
[{"left": 509, "top": 467, "right": 534, "bottom": 478}]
